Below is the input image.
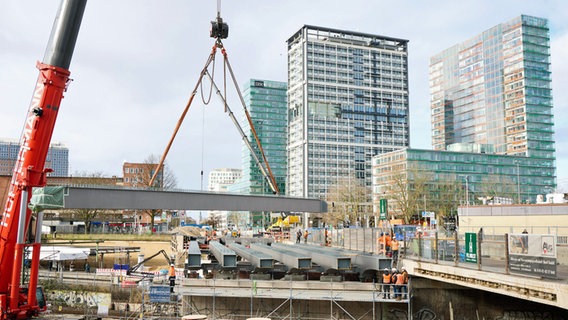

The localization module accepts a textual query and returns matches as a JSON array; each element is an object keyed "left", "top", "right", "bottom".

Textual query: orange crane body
[{"left": 0, "top": 1, "right": 86, "bottom": 318}]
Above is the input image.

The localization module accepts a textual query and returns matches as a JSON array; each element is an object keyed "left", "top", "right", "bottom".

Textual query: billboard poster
[
  {"left": 465, "top": 232, "right": 477, "bottom": 263},
  {"left": 508, "top": 234, "right": 557, "bottom": 278}
]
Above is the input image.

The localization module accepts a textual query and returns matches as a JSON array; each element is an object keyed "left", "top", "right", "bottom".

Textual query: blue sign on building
[{"left": 149, "top": 286, "right": 171, "bottom": 303}]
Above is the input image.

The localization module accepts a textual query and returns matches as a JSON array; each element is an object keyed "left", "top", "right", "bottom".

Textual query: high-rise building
[
  {"left": 0, "top": 139, "right": 69, "bottom": 177},
  {"left": 226, "top": 79, "right": 287, "bottom": 228},
  {"left": 208, "top": 168, "right": 242, "bottom": 228},
  {"left": 208, "top": 168, "right": 242, "bottom": 192},
  {"left": 430, "top": 15, "right": 555, "bottom": 162},
  {"left": 235, "top": 79, "right": 287, "bottom": 195},
  {"left": 287, "top": 25, "right": 410, "bottom": 200}
]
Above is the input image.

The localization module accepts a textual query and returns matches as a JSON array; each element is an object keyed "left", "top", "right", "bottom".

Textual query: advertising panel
[{"left": 508, "top": 234, "right": 557, "bottom": 278}]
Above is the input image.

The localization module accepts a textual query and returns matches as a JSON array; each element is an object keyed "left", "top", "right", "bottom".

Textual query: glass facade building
[
  {"left": 228, "top": 79, "right": 287, "bottom": 228},
  {"left": 287, "top": 25, "right": 410, "bottom": 199},
  {"left": 0, "top": 139, "right": 69, "bottom": 177},
  {"left": 372, "top": 148, "right": 556, "bottom": 212},
  {"left": 235, "top": 79, "right": 287, "bottom": 195},
  {"left": 430, "top": 15, "right": 555, "bottom": 163}
]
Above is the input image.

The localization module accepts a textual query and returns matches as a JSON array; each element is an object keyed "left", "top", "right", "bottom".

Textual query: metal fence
[
  {"left": 297, "top": 227, "right": 391, "bottom": 254},
  {"left": 403, "top": 230, "right": 567, "bottom": 277},
  {"left": 296, "top": 226, "right": 567, "bottom": 277}
]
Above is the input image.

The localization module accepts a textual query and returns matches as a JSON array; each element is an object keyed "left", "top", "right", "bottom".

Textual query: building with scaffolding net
[{"left": 286, "top": 25, "right": 410, "bottom": 201}]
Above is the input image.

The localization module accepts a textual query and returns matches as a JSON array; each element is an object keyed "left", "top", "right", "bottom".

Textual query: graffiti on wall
[
  {"left": 48, "top": 290, "right": 111, "bottom": 308},
  {"left": 389, "top": 308, "right": 437, "bottom": 320}
]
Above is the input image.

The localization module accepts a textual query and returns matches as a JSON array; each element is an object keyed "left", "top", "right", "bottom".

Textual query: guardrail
[{"left": 403, "top": 231, "right": 567, "bottom": 278}]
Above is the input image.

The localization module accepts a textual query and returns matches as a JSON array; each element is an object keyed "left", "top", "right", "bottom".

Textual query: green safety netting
[{"left": 28, "top": 186, "right": 65, "bottom": 212}]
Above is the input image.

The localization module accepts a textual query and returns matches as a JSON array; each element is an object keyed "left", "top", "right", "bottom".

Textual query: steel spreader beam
[{"left": 62, "top": 185, "right": 327, "bottom": 212}]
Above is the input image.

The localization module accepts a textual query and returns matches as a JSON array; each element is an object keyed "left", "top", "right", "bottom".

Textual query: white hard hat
[{"left": 391, "top": 268, "right": 397, "bottom": 272}]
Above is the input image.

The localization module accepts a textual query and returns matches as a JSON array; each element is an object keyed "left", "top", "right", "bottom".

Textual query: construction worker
[
  {"left": 391, "top": 238, "right": 400, "bottom": 264},
  {"left": 381, "top": 268, "right": 392, "bottom": 299},
  {"left": 400, "top": 267, "right": 409, "bottom": 300},
  {"left": 378, "top": 232, "right": 386, "bottom": 255},
  {"left": 169, "top": 263, "right": 176, "bottom": 293},
  {"left": 385, "top": 232, "right": 392, "bottom": 256},
  {"left": 394, "top": 268, "right": 405, "bottom": 300}
]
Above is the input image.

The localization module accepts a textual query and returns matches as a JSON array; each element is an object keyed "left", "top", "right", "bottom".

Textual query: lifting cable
[
  {"left": 220, "top": 50, "right": 280, "bottom": 194},
  {"left": 200, "top": 52, "right": 215, "bottom": 105},
  {"left": 148, "top": 46, "right": 217, "bottom": 187},
  {"left": 149, "top": 7, "right": 279, "bottom": 195},
  {"left": 200, "top": 103, "right": 206, "bottom": 192}
]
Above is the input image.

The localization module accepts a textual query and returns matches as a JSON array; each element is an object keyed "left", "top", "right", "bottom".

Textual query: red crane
[{"left": 0, "top": 1, "right": 86, "bottom": 319}]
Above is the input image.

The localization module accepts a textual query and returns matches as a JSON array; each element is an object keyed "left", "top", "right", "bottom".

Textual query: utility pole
[
  {"left": 515, "top": 160, "right": 521, "bottom": 204},
  {"left": 464, "top": 175, "right": 469, "bottom": 214}
]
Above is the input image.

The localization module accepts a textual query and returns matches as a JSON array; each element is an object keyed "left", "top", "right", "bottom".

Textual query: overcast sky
[{"left": 1, "top": 0, "right": 567, "bottom": 192}]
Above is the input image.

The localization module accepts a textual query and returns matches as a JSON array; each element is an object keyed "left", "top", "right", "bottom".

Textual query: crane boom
[{"left": 0, "top": 1, "right": 86, "bottom": 318}]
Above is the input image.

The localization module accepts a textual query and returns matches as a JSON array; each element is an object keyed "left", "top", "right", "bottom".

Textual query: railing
[
  {"left": 295, "top": 227, "right": 398, "bottom": 254},
  {"left": 295, "top": 226, "right": 567, "bottom": 278},
  {"left": 403, "top": 229, "right": 567, "bottom": 277}
]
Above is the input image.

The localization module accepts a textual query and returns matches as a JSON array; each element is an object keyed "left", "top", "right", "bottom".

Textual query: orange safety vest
[
  {"left": 382, "top": 273, "right": 392, "bottom": 284},
  {"left": 391, "top": 240, "right": 399, "bottom": 251},
  {"left": 396, "top": 273, "right": 405, "bottom": 285},
  {"left": 386, "top": 235, "right": 392, "bottom": 247},
  {"left": 169, "top": 266, "right": 176, "bottom": 278}
]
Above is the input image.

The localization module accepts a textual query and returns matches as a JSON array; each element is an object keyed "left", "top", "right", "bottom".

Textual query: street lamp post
[
  {"left": 464, "top": 175, "right": 469, "bottom": 207},
  {"left": 515, "top": 160, "right": 521, "bottom": 204}
]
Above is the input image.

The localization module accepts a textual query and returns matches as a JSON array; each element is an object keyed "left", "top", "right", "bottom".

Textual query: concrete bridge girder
[{"left": 402, "top": 259, "right": 568, "bottom": 310}]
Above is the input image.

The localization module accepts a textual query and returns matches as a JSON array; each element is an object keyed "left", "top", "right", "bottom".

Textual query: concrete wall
[
  {"left": 412, "top": 278, "right": 563, "bottom": 320},
  {"left": 181, "top": 295, "right": 407, "bottom": 320},
  {"left": 180, "top": 280, "right": 565, "bottom": 320},
  {"left": 459, "top": 214, "right": 568, "bottom": 236}
]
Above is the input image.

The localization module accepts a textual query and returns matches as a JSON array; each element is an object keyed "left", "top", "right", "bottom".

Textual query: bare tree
[
  {"left": 325, "top": 175, "right": 371, "bottom": 227},
  {"left": 427, "top": 175, "right": 464, "bottom": 221},
  {"left": 479, "top": 175, "right": 516, "bottom": 202},
  {"left": 129, "top": 154, "right": 178, "bottom": 190},
  {"left": 382, "top": 167, "right": 431, "bottom": 224},
  {"left": 64, "top": 171, "right": 111, "bottom": 234},
  {"left": 203, "top": 215, "right": 221, "bottom": 229},
  {"left": 130, "top": 154, "right": 178, "bottom": 232}
]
